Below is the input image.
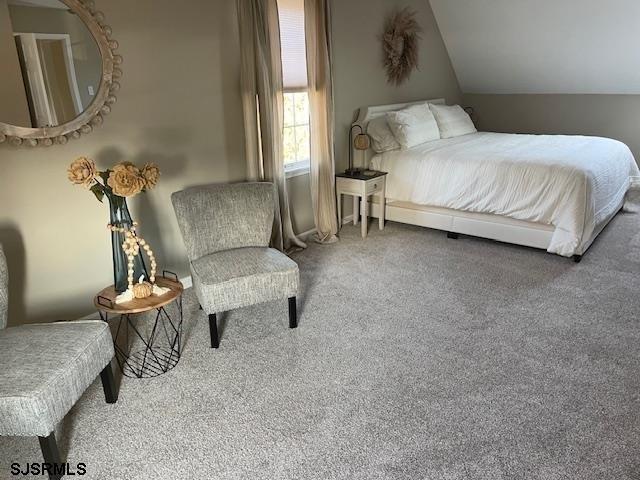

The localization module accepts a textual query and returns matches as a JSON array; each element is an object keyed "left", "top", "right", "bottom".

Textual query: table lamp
[{"left": 346, "top": 124, "right": 370, "bottom": 175}]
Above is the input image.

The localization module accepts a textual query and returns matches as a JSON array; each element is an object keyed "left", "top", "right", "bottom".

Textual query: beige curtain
[
  {"left": 237, "top": 0, "right": 306, "bottom": 251},
  {"left": 305, "top": 0, "right": 338, "bottom": 243}
]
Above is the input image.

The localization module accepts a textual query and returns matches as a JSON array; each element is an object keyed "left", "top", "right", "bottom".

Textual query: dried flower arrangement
[
  {"left": 67, "top": 157, "right": 159, "bottom": 200},
  {"left": 67, "top": 157, "right": 168, "bottom": 302},
  {"left": 382, "top": 8, "right": 423, "bottom": 85}
]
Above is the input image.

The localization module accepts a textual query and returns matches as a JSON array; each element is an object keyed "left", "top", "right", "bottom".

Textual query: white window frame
[{"left": 283, "top": 88, "right": 310, "bottom": 178}]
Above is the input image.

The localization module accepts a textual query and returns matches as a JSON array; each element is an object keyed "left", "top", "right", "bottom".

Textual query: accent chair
[
  {"left": 0, "top": 245, "right": 117, "bottom": 480},
  {"left": 171, "top": 182, "right": 299, "bottom": 348}
]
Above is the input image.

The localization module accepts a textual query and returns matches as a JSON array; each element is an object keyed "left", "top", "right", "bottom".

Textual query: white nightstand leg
[
  {"left": 361, "top": 191, "right": 367, "bottom": 238},
  {"left": 353, "top": 195, "right": 359, "bottom": 226},
  {"left": 336, "top": 191, "right": 342, "bottom": 231},
  {"left": 379, "top": 183, "right": 385, "bottom": 230}
]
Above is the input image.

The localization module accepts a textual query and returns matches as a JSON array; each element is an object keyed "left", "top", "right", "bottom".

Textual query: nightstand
[{"left": 336, "top": 171, "right": 387, "bottom": 238}]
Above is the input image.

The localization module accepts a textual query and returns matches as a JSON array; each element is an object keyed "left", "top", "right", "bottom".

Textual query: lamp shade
[
  {"left": 347, "top": 124, "right": 368, "bottom": 175},
  {"left": 353, "top": 133, "right": 370, "bottom": 150}
]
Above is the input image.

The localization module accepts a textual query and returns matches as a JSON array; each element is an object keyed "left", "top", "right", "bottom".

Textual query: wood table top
[{"left": 94, "top": 277, "right": 183, "bottom": 314}]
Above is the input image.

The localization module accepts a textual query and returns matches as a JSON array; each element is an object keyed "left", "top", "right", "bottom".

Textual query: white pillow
[
  {"left": 428, "top": 104, "right": 477, "bottom": 139},
  {"left": 385, "top": 103, "right": 440, "bottom": 149},
  {"left": 367, "top": 116, "right": 400, "bottom": 153}
]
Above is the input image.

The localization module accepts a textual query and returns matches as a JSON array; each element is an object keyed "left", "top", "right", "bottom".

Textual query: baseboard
[
  {"left": 297, "top": 216, "right": 353, "bottom": 241},
  {"left": 298, "top": 227, "right": 317, "bottom": 241},
  {"left": 180, "top": 275, "right": 192, "bottom": 289},
  {"left": 342, "top": 214, "right": 354, "bottom": 225}
]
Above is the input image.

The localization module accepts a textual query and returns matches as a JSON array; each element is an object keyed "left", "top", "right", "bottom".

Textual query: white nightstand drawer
[{"left": 366, "top": 179, "right": 383, "bottom": 195}]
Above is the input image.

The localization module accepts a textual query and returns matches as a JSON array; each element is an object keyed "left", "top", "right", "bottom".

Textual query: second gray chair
[
  {"left": 0, "top": 245, "right": 117, "bottom": 480},
  {"left": 171, "top": 182, "right": 299, "bottom": 348}
]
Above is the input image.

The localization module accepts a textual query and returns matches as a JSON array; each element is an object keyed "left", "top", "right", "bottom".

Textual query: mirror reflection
[{"left": 1, "top": 0, "right": 102, "bottom": 128}]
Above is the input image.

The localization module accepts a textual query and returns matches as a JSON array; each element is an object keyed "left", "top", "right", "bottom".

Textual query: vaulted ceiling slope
[{"left": 429, "top": 0, "right": 640, "bottom": 94}]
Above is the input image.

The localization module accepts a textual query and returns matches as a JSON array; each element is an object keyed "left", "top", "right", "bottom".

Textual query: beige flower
[
  {"left": 67, "top": 157, "right": 97, "bottom": 188},
  {"left": 107, "top": 162, "right": 145, "bottom": 197},
  {"left": 141, "top": 163, "right": 160, "bottom": 190}
]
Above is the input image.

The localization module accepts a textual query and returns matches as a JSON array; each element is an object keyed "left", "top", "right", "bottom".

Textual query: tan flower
[
  {"left": 141, "top": 163, "right": 160, "bottom": 190},
  {"left": 67, "top": 156, "right": 97, "bottom": 188},
  {"left": 107, "top": 162, "right": 145, "bottom": 197}
]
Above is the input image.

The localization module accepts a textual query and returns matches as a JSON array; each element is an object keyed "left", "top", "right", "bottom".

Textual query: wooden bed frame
[{"left": 351, "top": 98, "right": 623, "bottom": 262}]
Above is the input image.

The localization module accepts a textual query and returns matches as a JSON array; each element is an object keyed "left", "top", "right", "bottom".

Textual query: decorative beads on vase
[
  {"left": 139, "top": 239, "right": 157, "bottom": 283},
  {"left": 107, "top": 220, "right": 158, "bottom": 292}
]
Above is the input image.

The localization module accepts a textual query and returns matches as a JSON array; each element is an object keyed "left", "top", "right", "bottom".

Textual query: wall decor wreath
[{"left": 382, "top": 8, "right": 423, "bottom": 85}]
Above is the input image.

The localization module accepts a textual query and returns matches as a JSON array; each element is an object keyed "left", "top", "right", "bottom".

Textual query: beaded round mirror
[{"left": 0, "top": 0, "right": 121, "bottom": 147}]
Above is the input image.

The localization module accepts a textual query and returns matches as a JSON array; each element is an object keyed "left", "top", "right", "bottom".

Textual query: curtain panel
[
  {"left": 304, "top": 0, "right": 339, "bottom": 243},
  {"left": 237, "top": 0, "right": 305, "bottom": 251}
]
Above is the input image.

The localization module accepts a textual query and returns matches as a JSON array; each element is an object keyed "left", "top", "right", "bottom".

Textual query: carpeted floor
[{"left": 2, "top": 214, "right": 640, "bottom": 479}]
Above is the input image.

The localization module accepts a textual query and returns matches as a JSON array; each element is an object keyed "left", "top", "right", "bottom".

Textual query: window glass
[{"left": 283, "top": 92, "right": 310, "bottom": 168}]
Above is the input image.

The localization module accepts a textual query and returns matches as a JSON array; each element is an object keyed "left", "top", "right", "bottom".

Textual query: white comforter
[{"left": 371, "top": 132, "right": 640, "bottom": 256}]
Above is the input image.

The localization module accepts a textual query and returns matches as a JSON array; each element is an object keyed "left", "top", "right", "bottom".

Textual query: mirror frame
[{"left": 0, "top": 0, "right": 121, "bottom": 147}]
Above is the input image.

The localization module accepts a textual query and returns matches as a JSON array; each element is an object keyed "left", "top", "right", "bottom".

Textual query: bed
[{"left": 353, "top": 99, "right": 640, "bottom": 260}]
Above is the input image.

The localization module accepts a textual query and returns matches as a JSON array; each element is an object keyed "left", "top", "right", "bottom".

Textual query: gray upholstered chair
[
  {"left": 171, "top": 182, "right": 299, "bottom": 348},
  {"left": 0, "top": 245, "right": 117, "bottom": 479}
]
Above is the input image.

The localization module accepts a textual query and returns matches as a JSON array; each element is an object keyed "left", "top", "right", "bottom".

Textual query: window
[
  {"left": 278, "top": 0, "right": 310, "bottom": 175},
  {"left": 283, "top": 91, "right": 310, "bottom": 172}
]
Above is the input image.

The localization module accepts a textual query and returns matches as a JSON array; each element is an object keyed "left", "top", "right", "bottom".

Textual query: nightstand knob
[{"left": 373, "top": 183, "right": 378, "bottom": 189}]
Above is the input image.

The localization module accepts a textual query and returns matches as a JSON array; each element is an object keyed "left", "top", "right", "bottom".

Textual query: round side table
[{"left": 94, "top": 273, "right": 184, "bottom": 378}]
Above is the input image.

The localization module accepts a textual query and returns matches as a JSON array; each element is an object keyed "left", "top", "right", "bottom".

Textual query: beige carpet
[{"left": 1, "top": 212, "right": 640, "bottom": 479}]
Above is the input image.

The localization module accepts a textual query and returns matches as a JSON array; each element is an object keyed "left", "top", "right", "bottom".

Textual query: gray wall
[
  {"left": 463, "top": 94, "right": 640, "bottom": 164},
  {"left": 287, "top": 173, "right": 314, "bottom": 234},
  {"left": 0, "top": 0, "right": 460, "bottom": 324},
  {"left": 332, "top": 0, "right": 461, "bottom": 217},
  {"left": 0, "top": 0, "right": 245, "bottom": 325}
]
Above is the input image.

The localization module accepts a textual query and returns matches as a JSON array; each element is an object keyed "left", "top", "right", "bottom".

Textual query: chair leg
[
  {"left": 38, "top": 432, "right": 63, "bottom": 480},
  {"left": 100, "top": 362, "right": 118, "bottom": 404},
  {"left": 288, "top": 297, "right": 297, "bottom": 329},
  {"left": 208, "top": 313, "right": 219, "bottom": 348}
]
